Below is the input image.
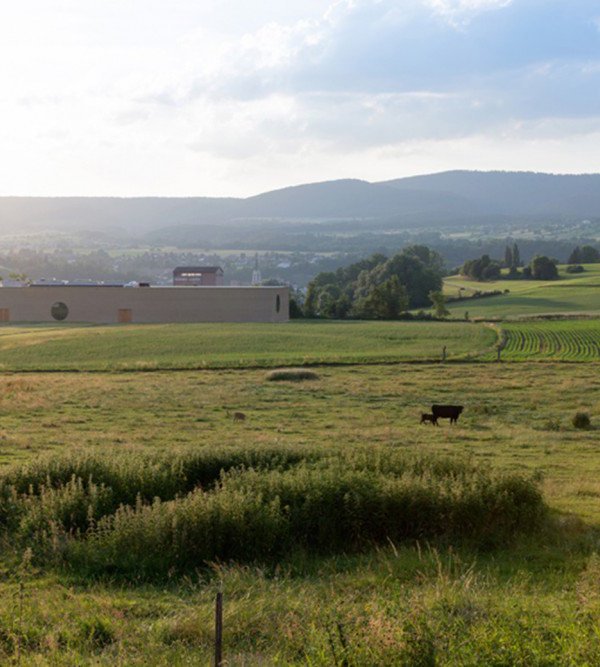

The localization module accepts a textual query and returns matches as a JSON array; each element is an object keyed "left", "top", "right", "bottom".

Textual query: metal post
[{"left": 215, "top": 591, "right": 223, "bottom": 667}]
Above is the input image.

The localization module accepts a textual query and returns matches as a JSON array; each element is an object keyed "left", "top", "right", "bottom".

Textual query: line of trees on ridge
[
  {"left": 460, "top": 243, "right": 564, "bottom": 281},
  {"left": 460, "top": 243, "right": 600, "bottom": 282}
]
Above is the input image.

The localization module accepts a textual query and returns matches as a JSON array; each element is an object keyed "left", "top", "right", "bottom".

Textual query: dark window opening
[
  {"left": 51, "top": 302, "right": 69, "bottom": 321},
  {"left": 276, "top": 294, "right": 281, "bottom": 313}
]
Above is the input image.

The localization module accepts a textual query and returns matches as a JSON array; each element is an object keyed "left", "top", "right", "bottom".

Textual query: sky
[{"left": 0, "top": 0, "right": 599, "bottom": 197}]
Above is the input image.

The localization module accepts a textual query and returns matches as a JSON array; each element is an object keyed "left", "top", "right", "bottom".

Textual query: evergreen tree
[
  {"left": 504, "top": 245, "right": 513, "bottom": 268},
  {"left": 580, "top": 245, "right": 600, "bottom": 263},
  {"left": 568, "top": 246, "right": 582, "bottom": 264},
  {"left": 512, "top": 243, "right": 521, "bottom": 268}
]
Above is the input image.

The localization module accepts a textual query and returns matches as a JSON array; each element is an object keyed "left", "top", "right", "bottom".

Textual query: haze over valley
[{"left": 1, "top": 170, "right": 599, "bottom": 287}]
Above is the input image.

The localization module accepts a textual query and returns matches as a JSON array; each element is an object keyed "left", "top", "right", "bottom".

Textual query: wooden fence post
[{"left": 215, "top": 591, "right": 223, "bottom": 667}]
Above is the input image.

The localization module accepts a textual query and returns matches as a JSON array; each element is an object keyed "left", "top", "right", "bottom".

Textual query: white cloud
[
  {"left": 424, "top": 0, "right": 513, "bottom": 26},
  {"left": 0, "top": 0, "right": 598, "bottom": 196}
]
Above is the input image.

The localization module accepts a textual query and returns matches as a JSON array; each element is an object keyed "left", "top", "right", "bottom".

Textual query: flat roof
[
  {"left": 173, "top": 266, "right": 223, "bottom": 273},
  {"left": 3, "top": 284, "right": 285, "bottom": 289}
]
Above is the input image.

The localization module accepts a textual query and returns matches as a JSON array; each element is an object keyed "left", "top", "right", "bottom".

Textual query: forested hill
[
  {"left": 379, "top": 171, "right": 600, "bottom": 218},
  {"left": 1, "top": 171, "right": 599, "bottom": 238}
]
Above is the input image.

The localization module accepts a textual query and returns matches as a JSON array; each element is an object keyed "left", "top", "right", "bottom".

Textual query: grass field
[
  {"left": 1, "top": 361, "right": 600, "bottom": 663},
  {"left": 0, "top": 320, "right": 496, "bottom": 370},
  {"left": 444, "top": 264, "right": 600, "bottom": 318},
  {"left": 1, "top": 319, "right": 599, "bottom": 372}
]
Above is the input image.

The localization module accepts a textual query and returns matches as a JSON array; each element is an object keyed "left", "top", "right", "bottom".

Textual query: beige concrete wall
[{"left": 0, "top": 286, "right": 289, "bottom": 324}]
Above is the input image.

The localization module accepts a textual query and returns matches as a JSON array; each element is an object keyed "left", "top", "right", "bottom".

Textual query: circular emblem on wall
[{"left": 51, "top": 302, "right": 69, "bottom": 321}]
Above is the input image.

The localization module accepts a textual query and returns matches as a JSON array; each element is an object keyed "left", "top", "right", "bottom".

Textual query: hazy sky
[{"left": 1, "top": 0, "right": 599, "bottom": 196}]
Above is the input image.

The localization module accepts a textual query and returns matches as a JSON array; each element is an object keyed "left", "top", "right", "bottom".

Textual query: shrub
[
  {"left": 266, "top": 369, "right": 320, "bottom": 382},
  {"left": 572, "top": 412, "right": 591, "bottom": 429},
  {"left": 530, "top": 256, "right": 558, "bottom": 280}
]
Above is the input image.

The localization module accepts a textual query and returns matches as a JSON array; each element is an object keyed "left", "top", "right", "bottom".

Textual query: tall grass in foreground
[{"left": 0, "top": 445, "right": 547, "bottom": 579}]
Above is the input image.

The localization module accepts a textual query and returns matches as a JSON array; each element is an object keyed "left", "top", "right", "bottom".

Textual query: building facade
[
  {"left": 173, "top": 266, "right": 224, "bottom": 286},
  {"left": 0, "top": 286, "right": 289, "bottom": 324}
]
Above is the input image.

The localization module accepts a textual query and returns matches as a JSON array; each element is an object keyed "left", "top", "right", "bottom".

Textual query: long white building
[{"left": 0, "top": 285, "right": 289, "bottom": 324}]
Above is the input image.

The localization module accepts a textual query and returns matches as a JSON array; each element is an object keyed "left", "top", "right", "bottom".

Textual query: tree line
[
  {"left": 458, "top": 242, "right": 600, "bottom": 282},
  {"left": 568, "top": 245, "right": 600, "bottom": 264},
  {"left": 300, "top": 246, "right": 445, "bottom": 320}
]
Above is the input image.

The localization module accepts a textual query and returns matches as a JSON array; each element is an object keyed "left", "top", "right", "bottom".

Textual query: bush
[
  {"left": 266, "top": 369, "right": 320, "bottom": 382},
  {"left": 572, "top": 412, "right": 591, "bottom": 429},
  {"left": 566, "top": 265, "right": 585, "bottom": 274},
  {"left": 530, "top": 256, "right": 558, "bottom": 280}
]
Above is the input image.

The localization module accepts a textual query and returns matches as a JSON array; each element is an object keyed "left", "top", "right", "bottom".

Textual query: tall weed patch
[
  {"left": 0, "top": 445, "right": 313, "bottom": 532},
  {"left": 0, "top": 445, "right": 547, "bottom": 579}
]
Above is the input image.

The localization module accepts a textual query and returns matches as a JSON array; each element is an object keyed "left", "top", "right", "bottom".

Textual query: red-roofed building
[{"left": 173, "top": 266, "right": 224, "bottom": 286}]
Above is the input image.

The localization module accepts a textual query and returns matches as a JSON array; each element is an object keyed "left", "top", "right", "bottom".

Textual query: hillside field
[
  {"left": 499, "top": 320, "right": 600, "bottom": 361},
  {"left": 444, "top": 264, "right": 600, "bottom": 318},
  {"left": 0, "top": 360, "right": 600, "bottom": 664},
  {"left": 0, "top": 320, "right": 496, "bottom": 371}
]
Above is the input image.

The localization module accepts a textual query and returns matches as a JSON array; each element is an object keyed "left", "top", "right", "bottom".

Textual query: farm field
[
  {"left": 444, "top": 264, "right": 600, "bottom": 318},
  {"left": 499, "top": 320, "right": 600, "bottom": 361},
  {"left": 0, "top": 320, "right": 496, "bottom": 371},
  {"left": 1, "top": 362, "right": 600, "bottom": 664}
]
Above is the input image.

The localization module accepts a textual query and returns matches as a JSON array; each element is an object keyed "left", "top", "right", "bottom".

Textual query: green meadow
[
  {"left": 444, "top": 264, "right": 600, "bottom": 318},
  {"left": 0, "top": 352, "right": 600, "bottom": 664},
  {"left": 0, "top": 320, "right": 496, "bottom": 370}
]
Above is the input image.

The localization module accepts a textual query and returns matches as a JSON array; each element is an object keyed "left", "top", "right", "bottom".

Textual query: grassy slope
[
  {"left": 444, "top": 264, "right": 600, "bottom": 318},
  {"left": 0, "top": 320, "right": 495, "bottom": 370},
  {"left": 1, "top": 363, "right": 600, "bottom": 663}
]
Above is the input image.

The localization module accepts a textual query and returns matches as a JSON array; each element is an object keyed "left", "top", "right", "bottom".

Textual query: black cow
[
  {"left": 431, "top": 405, "right": 464, "bottom": 424},
  {"left": 420, "top": 413, "right": 438, "bottom": 426}
]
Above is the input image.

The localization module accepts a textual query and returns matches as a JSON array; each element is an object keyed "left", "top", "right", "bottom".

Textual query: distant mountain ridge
[
  {"left": 379, "top": 171, "right": 600, "bottom": 218},
  {"left": 1, "top": 171, "right": 599, "bottom": 239}
]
